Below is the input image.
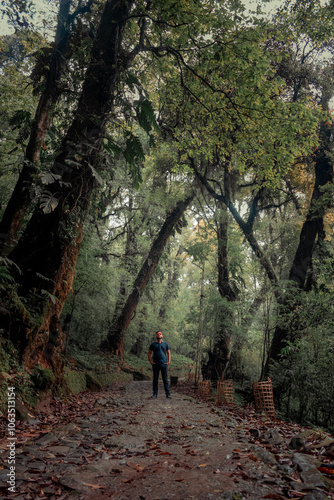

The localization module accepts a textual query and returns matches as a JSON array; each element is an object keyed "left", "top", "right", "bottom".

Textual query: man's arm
[
  {"left": 166, "top": 349, "right": 171, "bottom": 365},
  {"left": 148, "top": 350, "right": 154, "bottom": 365}
]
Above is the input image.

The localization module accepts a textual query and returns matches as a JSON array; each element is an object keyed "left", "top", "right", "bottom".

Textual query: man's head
[{"left": 156, "top": 331, "right": 163, "bottom": 340}]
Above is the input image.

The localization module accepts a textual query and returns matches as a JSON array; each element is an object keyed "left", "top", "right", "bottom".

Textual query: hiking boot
[
  {"left": 151, "top": 394, "right": 157, "bottom": 399},
  {"left": 166, "top": 394, "right": 172, "bottom": 399}
]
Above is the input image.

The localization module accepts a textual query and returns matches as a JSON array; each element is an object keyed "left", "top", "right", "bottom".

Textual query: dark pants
[{"left": 152, "top": 363, "right": 170, "bottom": 396}]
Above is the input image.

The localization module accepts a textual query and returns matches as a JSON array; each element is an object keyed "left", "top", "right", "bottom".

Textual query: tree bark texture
[
  {"left": 105, "top": 194, "right": 195, "bottom": 358},
  {"left": 3, "top": 0, "right": 135, "bottom": 372}
]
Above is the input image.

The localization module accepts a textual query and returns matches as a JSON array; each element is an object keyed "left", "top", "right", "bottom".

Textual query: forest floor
[{"left": 0, "top": 380, "right": 334, "bottom": 500}]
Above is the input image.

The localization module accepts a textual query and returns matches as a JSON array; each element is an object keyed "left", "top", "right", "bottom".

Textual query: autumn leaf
[{"left": 82, "top": 482, "right": 107, "bottom": 490}]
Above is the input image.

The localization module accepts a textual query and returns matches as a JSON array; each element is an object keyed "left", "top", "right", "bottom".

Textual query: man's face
[{"left": 156, "top": 332, "right": 163, "bottom": 341}]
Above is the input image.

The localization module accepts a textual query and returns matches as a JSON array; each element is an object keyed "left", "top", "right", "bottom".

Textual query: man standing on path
[{"left": 148, "top": 331, "right": 171, "bottom": 399}]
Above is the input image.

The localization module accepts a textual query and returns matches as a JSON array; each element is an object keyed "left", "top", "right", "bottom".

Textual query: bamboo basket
[
  {"left": 198, "top": 380, "right": 211, "bottom": 398},
  {"left": 216, "top": 379, "right": 234, "bottom": 405},
  {"left": 252, "top": 378, "right": 275, "bottom": 417}
]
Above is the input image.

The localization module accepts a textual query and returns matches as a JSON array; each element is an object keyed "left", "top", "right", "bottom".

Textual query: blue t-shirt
[{"left": 149, "top": 341, "right": 170, "bottom": 365}]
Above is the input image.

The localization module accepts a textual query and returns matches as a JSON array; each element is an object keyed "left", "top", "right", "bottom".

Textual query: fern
[
  {"left": 0, "top": 256, "right": 22, "bottom": 275},
  {"left": 124, "top": 133, "right": 145, "bottom": 188},
  {"left": 0, "top": 266, "right": 15, "bottom": 286}
]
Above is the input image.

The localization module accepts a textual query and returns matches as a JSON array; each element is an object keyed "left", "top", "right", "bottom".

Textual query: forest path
[{"left": 1, "top": 381, "right": 333, "bottom": 500}]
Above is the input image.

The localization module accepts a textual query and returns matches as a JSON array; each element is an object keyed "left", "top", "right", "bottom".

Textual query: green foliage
[
  {"left": 31, "top": 365, "right": 55, "bottom": 389},
  {"left": 0, "top": 339, "right": 38, "bottom": 411},
  {"left": 270, "top": 279, "right": 334, "bottom": 432},
  {"left": 124, "top": 132, "right": 145, "bottom": 188},
  {"left": 63, "top": 369, "right": 87, "bottom": 395}
]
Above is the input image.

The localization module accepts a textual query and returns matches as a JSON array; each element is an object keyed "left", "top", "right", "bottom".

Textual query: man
[{"left": 148, "top": 331, "right": 171, "bottom": 399}]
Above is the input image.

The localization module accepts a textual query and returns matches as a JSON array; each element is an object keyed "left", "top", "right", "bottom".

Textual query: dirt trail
[{"left": 1, "top": 381, "right": 333, "bottom": 500}]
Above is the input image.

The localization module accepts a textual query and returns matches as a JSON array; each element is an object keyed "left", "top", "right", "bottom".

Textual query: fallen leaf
[
  {"left": 198, "top": 463, "right": 209, "bottom": 467},
  {"left": 82, "top": 482, "right": 107, "bottom": 490},
  {"left": 174, "top": 478, "right": 184, "bottom": 482},
  {"left": 318, "top": 466, "right": 334, "bottom": 475}
]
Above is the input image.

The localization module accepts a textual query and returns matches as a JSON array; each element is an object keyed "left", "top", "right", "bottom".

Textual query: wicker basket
[
  {"left": 252, "top": 378, "right": 275, "bottom": 417},
  {"left": 216, "top": 379, "right": 234, "bottom": 405},
  {"left": 198, "top": 380, "right": 211, "bottom": 398}
]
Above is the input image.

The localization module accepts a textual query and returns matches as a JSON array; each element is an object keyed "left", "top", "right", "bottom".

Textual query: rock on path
[{"left": 0, "top": 381, "right": 332, "bottom": 500}]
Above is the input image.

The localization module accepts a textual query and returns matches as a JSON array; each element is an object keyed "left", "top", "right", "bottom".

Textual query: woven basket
[
  {"left": 217, "top": 379, "right": 234, "bottom": 405},
  {"left": 198, "top": 380, "right": 211, "bottom": 398},
  {"left": 252, "top": 378, "right": 275, "bottom": 417}
]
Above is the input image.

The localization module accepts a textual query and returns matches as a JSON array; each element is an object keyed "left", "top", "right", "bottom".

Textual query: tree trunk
[
  {"left": 109, "top": 197, "right": 138, "bottom": 330},
  {"left": 202, "top": 201, "right": 236, "bottom": 382},
  {"left": 0, "top": 0, "right": 91, "bottom": 256},
  {"left": 104, "top": 194, "right": 195, "bottom": 358},
  {"left": 3, "top": 0, "right": 135, "bottom": 373},
  {"left": 158, "top": 245, "right": 182, "bottom": 319},
  {"left": 194, "top": 166, "right": 279, "bottom": 290},
  {"left": 195, "top": 262, "right": 205, "bottom": 386}
]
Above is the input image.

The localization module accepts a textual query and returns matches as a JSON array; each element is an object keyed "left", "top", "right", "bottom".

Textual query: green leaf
[
  {"left": 124, "top": 133, "right": 145, "bottom": 188},
  {"left": 125, "top": 72, "right": 141, "bottom": 92},
  {"left": 88, "top": 164, "right": 104, "bottom": 185},
  {"left": 103, "top": 139, "right": 122, "bottom": 157},
  {"left": 40, "top": 190, "right": 58, "bottom": 213},
  {"left": 41, "top": 289, "right": 58, "bottom": 305},
  {"left": 0, "top": 266, "right": 15, "bottom": 286},
  {"left": 135, "top": 98, "right": 160, "bottom": 144},
  {"left": 39, "top": 172, "right": 62, "bottom": 185}
]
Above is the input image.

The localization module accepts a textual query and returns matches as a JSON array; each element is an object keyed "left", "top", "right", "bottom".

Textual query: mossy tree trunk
[
  {"left": 3, "top": 0, "right": 136, "bottom": 377},
  {"left": 202, "top": 200, "right": 236, "bottom": 382},
  {"left": 0, "top": 0, "right": 93, "bottom": 256}
]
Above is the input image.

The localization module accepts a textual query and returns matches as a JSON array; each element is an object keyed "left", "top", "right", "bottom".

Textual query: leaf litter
[{"left": 0, "top": 380, "right": 333, "bottom": 499}]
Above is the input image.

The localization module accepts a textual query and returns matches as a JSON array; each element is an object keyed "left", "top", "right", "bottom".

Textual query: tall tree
[
  {"left": 3, "top": 0, "right": 139, "bottom": 375},
  {"left": 265, "top": 92, "right": 334, "bottom": 372},
  {"left": 104, "top": 192, "right": 194, "bottom": 358},
  {"left": 0, "top": 0, "right": 94, "bottom": 255},
  {"left": 1, "top": 0, "right": 237, "bottom": 376}
]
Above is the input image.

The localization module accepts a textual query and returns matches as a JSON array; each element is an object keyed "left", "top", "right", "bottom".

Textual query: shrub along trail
[{"left": 0, "top": 381, "right": 334, "bottom": 500}]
